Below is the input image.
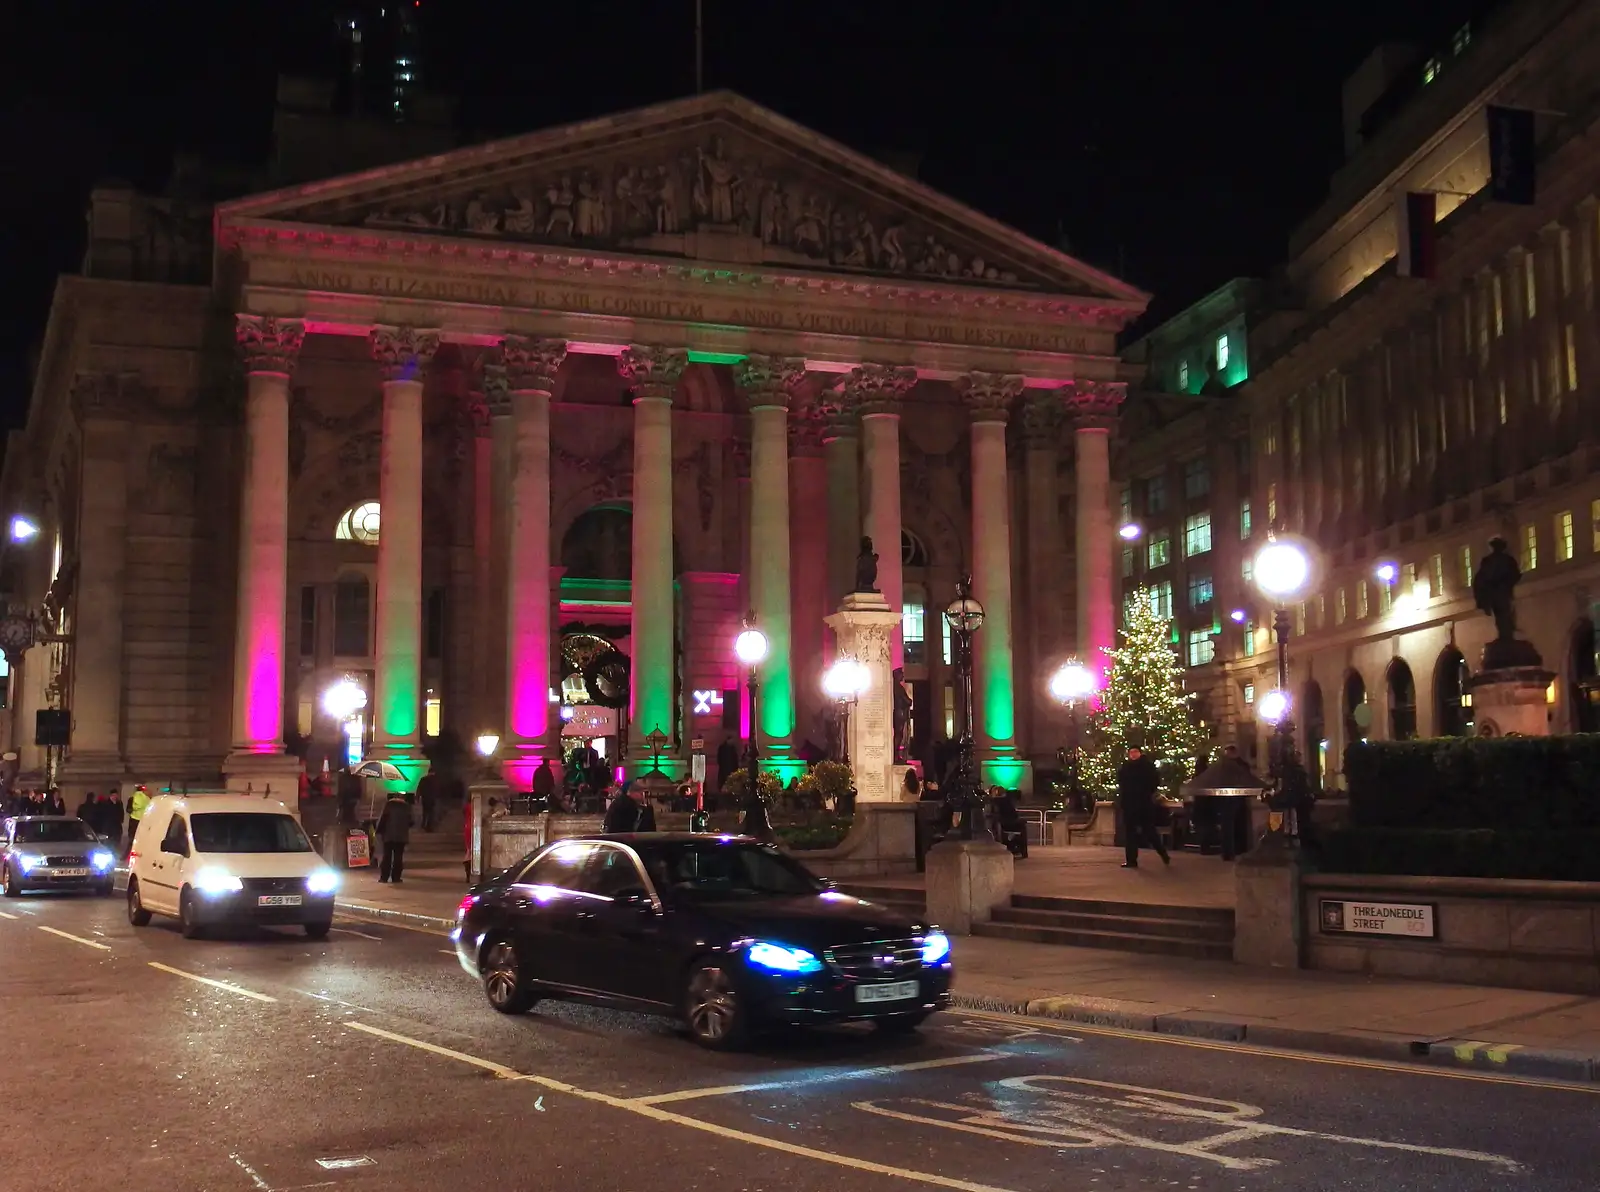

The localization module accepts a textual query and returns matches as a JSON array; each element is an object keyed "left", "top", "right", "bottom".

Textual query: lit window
[
  {"left": 940, "top": 613, "right": 952, "bottom": 666},
  {"left": 1422, "top": 55, "right": 1441, "bottom": 84},
  {"left": 1430, "top": 553, "right": 1444, "bottom": 598},
  {"left": 1267, "top": 483, "right": 1278, "bottom": 526},
  {"left": 1244, "top": 620, "right": 1256, "bottom": 654},
  {"left": 1148, "top": 530, "right": 1172, "bottom": 569},
  {"left": 1523, "top": 523, "right": 1538, "bottom": 571},
  {"left": 1524, "top": 252, "right": 1538, "bottom": 319},
  {"left": 1264, "top": 425, "right": 1278, "bottom": 456},
  {"left": 1187, "top": 630, "right": 1216, "bottom": 667},
  {"left": 1460, "top": 545, "right": 1473, "bottom": 586},
  {"left": 425, "top": 694, "right": 442, "bottom": 738},
  {"left": 1498, "top": 379, "right": 1508, "bottom": 425},
  {"left": 1239, "top": 499, "right": 1252, "bottom": 539},
  {"left": 1241, "top": 555, "right": 1253, "bottom": 586},
  {"left": 1335, "top": 587, "right": 1347, "bottom": 625},
  {"left": 1183, "top": 457, "right": 1210, "bottom": 499},
  {"left": 1184, "top": 512, "right": 1213, "bottom": 557},
  {"left": 1146, "top": 474, "right": 1168, "bottom": 515},
  {"left": 1452, "top": 23, "right": 1471, "bottom": 54},
  {"left": 1121, "top": 547, "right": 1134, "bottom": 578},
  {"left": 336, "top": 501, "right": 381, "bottom": 544},
  {"left": 1357, "top": 580, "right": 1370, "bottom": 619},
  {"left": 1315, "top": 593, "right": 1326, "bottom": 629},
  {"left": 1243, "top": 682, "right": 1255, "bottom": 706},
  {"left": 1402, "top": 562, "right": 1417, "bottom": 597},
  {"left": 1556, "top": 511, "right": 1574, "bottom": 563},
  {"left": 1216, "top": 334, "right": 1230, "bottom": 371},
  {"left": 1177, "top": 360, "right": 1190, "bottom": 391},
  {"left": 942, "top": 685, "right": 955, "bottom": 738},
  {"left": 1150, "top": 581, "right": 1174, "bottom": 620},
  {"left": 1188, "top": 573, "right": 1214, "bottom": 609},
  {"left": 1119, "top": 485, "right": 1133, "bottom": 525},
  {"left": 1565, "top": 325, "right": 1579, "bottom": 391},
  {"left": 902, "top": 597, "right": 927, "bottom": 666},
  {"left": 1379, "top": 580, "right": 1393, "bottom": 614},
  {"left": 1492, "top": 274, "right": 1503, "bottom": 336}
]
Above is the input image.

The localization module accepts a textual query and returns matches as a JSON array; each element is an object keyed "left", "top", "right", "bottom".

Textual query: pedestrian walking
[
  {"left": 105, "top": 791, "right": 124, "bottom": 847},
  {"left": 416, "top": 769, "right": 441, "bottom": 832},
  {"left": 602, "top": 780, "right": 654, "bottom": 833},
  {"left": 1117, "top": 746, "right": 1170, "bottom": 869},
  {"left": 376, "top": 791, "right": 413, "bottom": 883},
  {"left": 125, "top": 785, "right": 152, "bottom": 857}
]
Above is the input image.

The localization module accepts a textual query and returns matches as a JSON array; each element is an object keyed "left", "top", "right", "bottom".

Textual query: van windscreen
[{"left": 190, "top": 813, "right": 312, "bottom": 854}]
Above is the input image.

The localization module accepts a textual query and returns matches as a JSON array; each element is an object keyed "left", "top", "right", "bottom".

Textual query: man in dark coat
[
  {"left": 1116, "top": 747, "right": 1170, "bottom": 869},
  {"left": 602, "top": 781, "right": 655, "bottom": 833},
  {"left": 376, "top": 793, "right": 413, "bottom": 883},
  {"left": 416, "top": 770, "right": 442, "bottom": 832}
]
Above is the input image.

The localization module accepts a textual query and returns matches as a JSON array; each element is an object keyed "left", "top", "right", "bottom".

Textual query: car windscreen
[
  {"left": 643, "top": 841, "right": 820, "bottom": 899},
  {"left": 13, "top": 820, "right": 96, "bottom": 844},
  {"left": 190, "top": 813, "right": 312, "bottom": 854}
]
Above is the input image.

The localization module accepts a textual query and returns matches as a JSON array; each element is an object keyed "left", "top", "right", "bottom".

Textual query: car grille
[
  {"left": 241, "top": 877, "right": 307, "bottom": 895},
  {"left": 45, "top": 856, "right": 85, "bottom": 867},
  {"left": 822, "top": 938, "right": 924, "bottom": 980}
]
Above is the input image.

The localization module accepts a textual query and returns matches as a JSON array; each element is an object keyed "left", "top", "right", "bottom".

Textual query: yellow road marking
[
  {"left": 953, "top": 1010, "right": 1599, "bottom": 1096},
  {"left": 36, "top": 925, "right": 111, "bottom": 951},
  {"left": 1485, "top": 1044, "right": 1523, "bottom": 1065},
  {"left": 148, "top": 961, "right": 277, "bottom": 1003},
  {"left": 1454, "top": 1040, "right": 1489, "bottom": 1062},
  {"left": 635, "top": 1053, "right": 998, "bottom": 1104},
  {"left": 344, "top": 1021, "right": 1022, "bottom": 1192}
]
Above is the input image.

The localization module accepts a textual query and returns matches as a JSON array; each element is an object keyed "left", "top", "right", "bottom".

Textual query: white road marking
[
  {"left": 329, "top": 927, "right": 382, "bottom": 940},
  {"left": 344, "top": 1021, "right": 1023, "bottom": 1192},
  {"left": 36, "top": 925, "right": 111, "bottom": 951},
  {"left": 0, "top": 909, "right": 18, "bottom": 919},
  {"left": 293, "top": 990, "right": 377, "bottom": 1014},
  {"left": 148, "top": 962, "right": 277, "bottom": 1003},
  {"left": 854, "top": 1073, "right": 1520, "bottom": 1173},
  {"left": 634, "top": 1053, "right": 999, "bottom": 1104},
  {"left": 230, "top": 1153, "right": 272, "bottom": 1190},
  {"left": 438, "top": 948, "right": 456, "bottom": 955}
]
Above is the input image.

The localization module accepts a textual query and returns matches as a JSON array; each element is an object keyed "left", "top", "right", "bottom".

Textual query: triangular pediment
[{"left": 219, "top": 92, "right": 1145, "bottom": 305}]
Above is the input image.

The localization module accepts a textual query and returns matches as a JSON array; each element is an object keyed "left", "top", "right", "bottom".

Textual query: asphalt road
[{"left": 2, "top": 888, "right": 1596, "bottom": 1192}]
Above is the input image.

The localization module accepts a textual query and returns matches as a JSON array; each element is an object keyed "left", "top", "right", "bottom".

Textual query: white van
[{"left": 127, "top": 794, "right": 341, "bottom": 939}]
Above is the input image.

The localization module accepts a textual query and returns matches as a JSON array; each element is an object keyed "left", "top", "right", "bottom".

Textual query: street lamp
[
  {"left": 942, "top": 576, "right": 989, "bottom": 842},
  {"left": 1257, "top": 688, "right": 1291, "bottom": 727},
  {"left": 821, "top": 656, "right": 870, "bottom": 766},
  {"left": 1118, "top": 523, "right": 1143, "bottom": 541},
  {"left": 8, "top": 516, "right": 39, "bottom": 544},
  {"left": 474, "top": 732, "right": 500, "bottom": 757},
  {"left": 1253, "top": 535, "right": 1314, "bottom": 837},
  {"left": 322, "top": 678, "right": 368, "bottom": 721},
  {"left": 733, "top": 614, "right": 772, "bottom": 840},
  {"left": 1049, "top": 658, "right": 1097, "bottom": 813}
]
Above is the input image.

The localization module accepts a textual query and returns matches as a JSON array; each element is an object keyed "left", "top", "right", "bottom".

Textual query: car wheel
[
  {"left": 127, "top": 879, "right": 152, "bottom": 926},
  {"left": 304, "top": 919, "right": 332, "bottom": 940},
  {"left": 96, "top": 881, "right": 115, "bottom": 898},
  {"left": 480, "top": 937, "right": 536, "bottom": 1015},
  {"left": 2, "top": 864, "right": 21, "bottom": 898},
  {"left": 874, "top": 1012, "right": 929, "bottom": 1036},
  {"left": 179, "top": 890, "right": 205, "bottom": 939},
  {"left": 684, "top": 959, "right": 749, "bottom": 1051}
]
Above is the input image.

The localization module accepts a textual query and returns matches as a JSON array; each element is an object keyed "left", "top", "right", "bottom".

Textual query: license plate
[
  {"left": 258, "top": 894, "right": 303, "bottom": 907},
  {"left": 855, "top": 980, "right": 919, "bottom": 1004},
  {"left": 50, "top": 868, "right": 90, "bottom": 878}
]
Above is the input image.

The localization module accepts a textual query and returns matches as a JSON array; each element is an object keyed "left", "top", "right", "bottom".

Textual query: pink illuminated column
[
  {"left": 1065, "top": 380, "right": 1127, "bottom": 683},
  {"left": 501, "top": 336, "right": 567, "bottom": 786},
  {"left": 848, "top": 364, "right": 916, "bottom": 665},
  {"left": 227, "top": 315, "right": 304, "bottom": 764},
  {"left": 369, "top": 325, "right": 440, "bottom": 773},
  {"left": 618, "top": 345, "right": 687, "bottom": 769}
]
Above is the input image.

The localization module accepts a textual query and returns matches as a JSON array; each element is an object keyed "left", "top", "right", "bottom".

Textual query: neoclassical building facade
[{"left": 0, "top": 92, "right": 1147, "bottom": 797}]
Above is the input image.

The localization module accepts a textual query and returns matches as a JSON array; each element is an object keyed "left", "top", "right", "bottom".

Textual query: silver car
[{"left": 1, "top": 816, "right": 119, "bottom": 897}]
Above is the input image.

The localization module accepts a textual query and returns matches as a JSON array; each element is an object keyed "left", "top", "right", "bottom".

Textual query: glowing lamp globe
[
  {"left": 322, "top": 679, "right": 368, "bottom": 721},
  {"left": 944, "top": 586, "right": 985, "bottom": 634},
  {"left": 822, "top": 657, "right": 869, "bottom": 701},
  {"left": 1254, "top": 540, "right": 1311, "bottom": 602},
  {"left": 1049, "top": 660, "right": 1096, "bottom": 704},
  {"left": 1118, "top": 523, "right": 1143, "bottom": 541},
  {"left": 735, "top": 626, "right": 769, "bottom": 667},
  {"left": 1257, "top": 688, "right": 1292, "bottom": 725},
  {"left": 475, "top": 732, "right": 500, "bottom": 757},
  {"left": 1229, "top": 608, "right": 1247, "bottom": 623},
  {"left": 8, "top": 515, "right": 40, "bottom": 543},
  {"left": 1375, "top": 562, "right": 1398, "bottom": 583}
]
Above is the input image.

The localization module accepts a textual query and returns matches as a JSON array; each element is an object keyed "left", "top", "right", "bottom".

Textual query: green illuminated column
[
  {"left": 960, "top": 372, "right": 1027, "bottom": 788},
  {"left": 736, "top": 356, "right": 806, "bottom": 767},
  {"left": 619, "top": 345, "right": 686, "bottom": 774},
  {"left": 370, "top": 325, "right": 440, "bottom": 785}
]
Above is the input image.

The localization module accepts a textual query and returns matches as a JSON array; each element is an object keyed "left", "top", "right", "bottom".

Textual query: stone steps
[
  {"left": 835, "top": 883, "right": 927, "bottom": 917},
  {"left": 975, "top": 896, "right": 1235, "bottom": 960}
]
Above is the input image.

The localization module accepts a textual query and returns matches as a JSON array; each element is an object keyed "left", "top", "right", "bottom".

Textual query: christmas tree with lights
[{"left": 1082, "top": 587, "right": 1210, "bottom": 798}]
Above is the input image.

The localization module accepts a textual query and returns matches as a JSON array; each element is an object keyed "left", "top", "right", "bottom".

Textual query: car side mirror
[
  {"left": 615, "top": 886, "right": 654, "bottom": 910},
  {"left": 817, "top": 877, "right": 837, "bottom": 890}
]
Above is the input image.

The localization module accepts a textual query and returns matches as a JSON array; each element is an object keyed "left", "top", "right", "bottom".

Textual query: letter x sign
[{"left": 692, "top": 690, "right": 725, "bottom": 716}]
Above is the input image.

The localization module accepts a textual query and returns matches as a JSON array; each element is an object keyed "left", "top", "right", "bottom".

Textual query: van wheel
[
  {"left": 179, "top": 890, "right": 205, "bottom": 939},
  {"left": 2, "top": 864, "right": 21, "bottom": 898},
  {"left": 127, "top": 879, "right": 152, "bottom": 926}
]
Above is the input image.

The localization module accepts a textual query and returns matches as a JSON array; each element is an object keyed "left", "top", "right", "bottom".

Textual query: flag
[
  {"left": 1487, "top": 105, "right": 1536, "bottom": 205},
  {"left": 1395, "top": 191, "right": 1438, "bottom": 279}
]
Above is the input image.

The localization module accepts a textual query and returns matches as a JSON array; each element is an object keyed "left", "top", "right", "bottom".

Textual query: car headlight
[
  {"left": 745, "top": 941, "right": 824, "bottom": 974},
  {"left": 16, "top": 854, "right": 44, "bottom": 873},
  {"left": 305, "top": 868, "right": 340, "bottom": 895},
  {"left": 193, "top": 867, "right": 244, "bottom": 896},
  {"left": 90, "top": 850, "right": 116, "bottom": 871},
  {"left": 921, "top": 930, "right": 952, "bottom": 965}
]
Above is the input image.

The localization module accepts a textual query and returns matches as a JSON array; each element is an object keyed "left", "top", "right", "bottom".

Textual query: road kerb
[
  {"left": 335, "top": 899, "right": 455, "bottom": 932},
  {"left": 1424, "top": 1039, "right": 1596, "bottom": 1083}
]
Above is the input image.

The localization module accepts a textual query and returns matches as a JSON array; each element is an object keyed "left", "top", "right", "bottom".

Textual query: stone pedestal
[
  {"left": 467, "top": 778, "right": 510, "bottom": 883},
  {"left": 1233, "top": 833, "right": 1303, "bottom": 969},
  {"left": 925, "top": 838, "right": 1014, "bottom": 935},
  {"left": 1467, "top": 640, "right": 1555, "bottom": 737},
  {"left": 824, "top": 592, "right": 901, "bottom": 803}
]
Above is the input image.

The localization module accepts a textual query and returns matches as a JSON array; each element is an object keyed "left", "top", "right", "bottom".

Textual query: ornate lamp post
[
  {"left": 1049, "top": 658, "right": 1097, "bottom": 813},
  {"left": 942, "top": 576, "right": 989, "bottom": 841},
  {"left": 1253, "top": 536, "right": 1314, "bottom": 837},
  {"left": 644, "top": 727, "right": 669, "bottom": 778},
  {"left": 821, "top": 656, "right": 869, "bottom": 766},
  {"left": 734, "top": 614, "right": 773, "bottom": 840}
]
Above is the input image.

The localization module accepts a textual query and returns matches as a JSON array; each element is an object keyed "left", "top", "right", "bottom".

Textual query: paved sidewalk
[{"left": 335, "top": 845, "right": 1600, "bottom": 1084}]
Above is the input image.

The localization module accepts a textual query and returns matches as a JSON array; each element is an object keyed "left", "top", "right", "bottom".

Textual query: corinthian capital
[
  {"left": 1019, "top": 392, "right": 1063, "bottom": 447},
  {"left": 1060, "top": 379, "right": 1126, "bottom": 428},
  {"left": 502, "top": 336, "right": 567, "bottom": 394},
  {"left": 236, "top": 315, "right": 305, "bottom": 376},
  {"left": 618, "top": 345, "right": 688, "bottom": 403},
  {"left": 957, "top": 372, "right": 1024, "bottom": 424},
  {"left": 734, "top": 354, "right": 807, "bottom": 411},
  {"left": 370, "top": 325, "right": 441, "bottom": 383},
  {"left": 844, "top": 362, "right": 917, "bottom": 416}
]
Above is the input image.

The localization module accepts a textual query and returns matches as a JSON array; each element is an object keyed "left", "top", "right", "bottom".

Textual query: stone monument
[
  {"left": 824, "top": 588, "right": 903, "bottom": 803},
  {"left": 1465, "top": 536, "right": 1555, "bottom": 737}
]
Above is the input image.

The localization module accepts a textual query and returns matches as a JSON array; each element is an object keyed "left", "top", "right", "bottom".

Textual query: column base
[
  {"left": 501, "top": 742, "right": 559, "bottom": 793},
  {"left": 370, "top": 742, "right": 430, "bottom": 792},
  {"left": 979, "top": 752, "right": 1033, "bottom": 795},
  {"left": 222, "top": 750, "right": 304, "bottom": 801}
]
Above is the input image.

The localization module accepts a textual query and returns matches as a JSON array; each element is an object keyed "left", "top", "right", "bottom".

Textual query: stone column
[
  {"left": 618, "top": 345, "right": 687, "bottom": 771},
  {"left": 59, "top": 377, "right": 132, "bottom": 796},
  {"left": 501, "top": 336, "right": 566, "bottom": 788},
  {"left": 736, "top": 355, "right": 806, "bottom": 770},
  {"left": 468, "top": 370, "right": 497, "bottom": 739},
  {"left": 849, "top": 364, "right": 916, "bottom": 666},
  {"left": 819, "top": 388, "right": 860, "bottom": 610},
  {"left": 369, "top": 325, "right": 440, "bottom": 784},
  {"left": 1065, "top": 380, "right": 1127, "bottom": 686},
  {"left": 960, "top": 373, "right": 1026, "bottom": 788},
  {"left": 789, "top": 401, "right": 830, "bottom": 752},
  {"left": 1021, "top": 394, "right": 1065, "bottom": 748},
  {"left": 223, "top": 316, "right": 305, "bottom": 792}
]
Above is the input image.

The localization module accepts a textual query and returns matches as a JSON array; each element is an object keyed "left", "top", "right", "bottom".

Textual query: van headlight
[
  {"left": 305, "top": 868, "right": 341, "bottom": 895},
  {"left": 193, "top": 868, "right": 244, "bottom": 896}
]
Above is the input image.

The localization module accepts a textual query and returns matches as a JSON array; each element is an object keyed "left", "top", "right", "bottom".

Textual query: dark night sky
[{"left": 0, "top": 0, "right": 1474, "bottom": 426}]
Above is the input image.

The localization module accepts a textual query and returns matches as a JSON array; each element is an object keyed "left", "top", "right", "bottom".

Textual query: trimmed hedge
[
  {"left": 1318, "top": 828, "right": 1600, "bottom": 882},
  {"left": 1345, "top": 736, "right": 1600, "bottom": 833}
]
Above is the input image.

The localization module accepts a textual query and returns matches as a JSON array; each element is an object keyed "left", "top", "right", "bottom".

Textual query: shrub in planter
[
  {"left": 800, "top": 761, "right": 854, "bottom": 808},
  {"left": 721, "top": 768, "right": 784, "bottom": 804},
  {"left": 776, "top": 813, "right": 854, "bottom": 851}
]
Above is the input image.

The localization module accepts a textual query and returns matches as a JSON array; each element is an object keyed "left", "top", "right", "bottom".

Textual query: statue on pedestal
[
  {"left": 854, "top": 536, "right": 879, "bottom": 593},
  {"left": 892, "top": 666, "right": 912, "bottom": 763},
  {"left": 1472, "top": 536, "right": 1520, "bottom": 641}
]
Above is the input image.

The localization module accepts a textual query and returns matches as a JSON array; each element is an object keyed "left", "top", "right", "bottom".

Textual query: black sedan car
[{"left": 453, "top": 834, "right": 953, "bottom": 1049}]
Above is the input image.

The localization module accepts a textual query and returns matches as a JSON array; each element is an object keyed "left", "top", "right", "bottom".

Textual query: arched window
[
  {"left": 1569, "top": 619, "right": 1598, "bottom": 733},
  {"left": 1435, "top": 647, "right": 1472, "bottom": 736},
  {"left": 903, "top": 583, "right": 927, "bottom": 666},
  {"left": 1301, "top": 680, "right": 1326, "bottom": 790},
  {"left": 335, "top": 501, "right": 381, "bottom": 545},
  {"left": 902, "top": 529, "right": 929, "bottom": 568},
  {"left": 1386, "top": 660, "right": 1418, "bottom": 740},
  {"left": 1343, "top": 672, "right": 1369, "bottom": 747}
]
